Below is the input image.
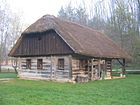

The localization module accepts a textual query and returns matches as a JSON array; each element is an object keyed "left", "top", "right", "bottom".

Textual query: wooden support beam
[
  {"left": 50, "top": 56, "right": 53, "bottom": 80},
  {"left": 122, "top": 59, "right": 126, "bottom": 76},
  {"left": 110, "top": 60, "right": 113, "bottom": 79},
  {"left": 69, "top": 55, "right": 72, "bottom": 80},
  {"left": 116, "top": 58, "right": 126, "bottom": 77},
  {"left": 102, "top": 60, "right": 106, "bottom": 80},
  {"left": 87, "top": 60, "right": 89, "bottom": 79},
  {"left": 98, "top": 59, "right": 101, "bottom": 79},
  {"left": 91, "top": 59, "right": 94, "bottom": 80},
  {"left": 116, "top": 59, "right": 124, "bottom": 66}
]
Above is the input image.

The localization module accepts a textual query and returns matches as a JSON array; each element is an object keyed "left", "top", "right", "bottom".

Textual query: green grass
[
  {"left": 0, "top": 75, "right": 140, "bottom": 105},
  {"left": 0, "top": 72, "right": 17, "bottom": 78}
]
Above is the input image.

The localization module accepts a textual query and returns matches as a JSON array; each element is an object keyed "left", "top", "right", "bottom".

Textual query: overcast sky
[{"left": 7, "top": 0, "right": 91, "bottom": 24}]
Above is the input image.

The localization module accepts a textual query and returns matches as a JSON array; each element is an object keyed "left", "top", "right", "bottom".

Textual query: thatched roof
[{"left": 9, "top": 15, "right": 130, "bottom": 59}]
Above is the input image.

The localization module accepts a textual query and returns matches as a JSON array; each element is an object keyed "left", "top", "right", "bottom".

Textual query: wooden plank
[
  {"left": 98, "top": 59, "right": 101, "bottom": 79},
  {"left": 19, "top": 56, "right": 72, "bottom": 80},
  {"left": 122, "top": 59, "right": 126, "bottom": 76},
  {"left": 91, "top": 59, "right": 93, "bottom": 80},
  {"left": 50, "top": 56, "right": 53, "bottom": 79},
  {"left": 87, "top": 60, "right": 90, "bottom": 80}
]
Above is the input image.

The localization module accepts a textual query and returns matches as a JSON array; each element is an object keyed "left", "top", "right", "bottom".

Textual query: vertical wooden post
[
  {"left": 18, "top": 58, "right": 21, "bottom": 75},
  {"left": 53, "top": 56, "right": 56, "bottom": 80},
  {"left": 104, "top": 59, "right": 107, "bottom": 78},
  {"left": 102, "top": 60, "right": 105, "bottom": 80},
  {"left": 98, "top": 59, "right": 101, "bottom": 79},
  {"left": 91, "top": 59, "right": 94, "bottom": 80},
  {"left": 18, "top": 57, "right": 22, "bottom": 75},
  {"left": 87, "top": 60, "right": 90, "bottom": 80},
  {"left": 122, "top": 59, "right": 126, "bottom": 76},
  {"left": 110, "top": 59, "right": 112, "bottom": 79},
  {"left": 50, "top": 56, "right": 53, "bottom": 80},
  {"left": 19, "top": 58, "right": 21, "bottom": 71},
  {"left": 69, "top": 55, "right": 72, "bottom": 80}
]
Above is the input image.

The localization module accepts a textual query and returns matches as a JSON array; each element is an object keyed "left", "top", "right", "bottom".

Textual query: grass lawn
[
  {"left": 0, "top": 75, "right": 140, "bottom": 105},
  {"left": 0, "top": 72, "right": 17, "bottom": 78}
]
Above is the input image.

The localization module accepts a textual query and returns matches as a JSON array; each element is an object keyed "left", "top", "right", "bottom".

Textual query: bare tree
[
  {"left": 57, "top": 0, "right": 140, "bottom": 64},
  {"left": 0, "top": 0, "right": 23, "bottom": 72},
  {"left": 58, "top": 2, "right": 88, "bottom": 26}
]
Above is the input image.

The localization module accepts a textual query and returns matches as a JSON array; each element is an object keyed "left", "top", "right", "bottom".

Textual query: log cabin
[{"left": 9, "top": 15, "right": 130, "bottom": 82}]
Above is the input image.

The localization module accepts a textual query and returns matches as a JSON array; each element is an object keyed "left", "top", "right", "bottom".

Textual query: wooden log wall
[
  {"left": 54, "top": 56, "right": 70, "bottom": 79},
  {"left": 19, "top": 55, "right": 71, "bottom": 80},
  {"left": 71, "top": 58, "right": 87, "bottom": 81},
  {"left": 71, "top": 58, "right": 106, "bottom": 82}
]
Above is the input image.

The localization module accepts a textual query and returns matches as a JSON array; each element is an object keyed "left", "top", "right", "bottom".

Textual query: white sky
[{"left": 7, "top": 0, "right": 89, "bottom": 24}]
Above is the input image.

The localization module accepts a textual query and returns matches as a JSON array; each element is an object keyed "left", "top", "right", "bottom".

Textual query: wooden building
[{"left": 9, "top": 15, "right": 130, "bottom": 82}]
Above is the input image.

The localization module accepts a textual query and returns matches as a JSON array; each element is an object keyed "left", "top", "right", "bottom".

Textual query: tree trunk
[
  {"left": 14, "top": 68, "right": 18, "bottom": 74},
  {"left": 12, "top": 59, "right": 18, "bottom": 74}
]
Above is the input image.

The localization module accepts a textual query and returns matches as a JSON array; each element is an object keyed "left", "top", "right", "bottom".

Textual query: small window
[
  {"left": 37, "top": 59, "right": 43, "bottom": 70},
  {"left": 26, "top": 59, "right": 31, "bottom": 69},
  {"left": 58, "top": 59, "right": 64, "bottom": 70}
]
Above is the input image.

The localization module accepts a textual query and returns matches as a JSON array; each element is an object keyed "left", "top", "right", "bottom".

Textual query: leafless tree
[
  {"left": 0, "top": 0, "right": 23, "bottom": 72},
  {"left": 57, "top": 0, "right": 140, "bottom": 64}
]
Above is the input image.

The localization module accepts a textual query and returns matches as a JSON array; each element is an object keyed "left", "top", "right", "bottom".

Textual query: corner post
[
  {"left": 98, "top": 59, "right": 101, "bottom": 79},
  {"left": 87, "top": 60, "right": 90, "bottom": 80},
  {"left": 69, "top": 55, "right": 72, "bottom": 80},
  {"left": 110, "top": 59, "right": 113, "bottom": 79},
  {"left": 122, "top": 59, "right": 126, "bottom": 77},
  {"left": 91, "top": 58, "right": 94, "bottom": 80},
  {"left": 50, "top": 55, "right": 53, "bottom": 80}
]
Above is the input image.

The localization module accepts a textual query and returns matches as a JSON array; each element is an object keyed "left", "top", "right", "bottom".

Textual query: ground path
[{"left": 0, "top": 78, "right": 15, "bottom": 81}]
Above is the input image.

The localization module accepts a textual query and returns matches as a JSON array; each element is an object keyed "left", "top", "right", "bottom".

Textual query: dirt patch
[{"left": 0, "top": 78, "right": 15, "bottom": 81}]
